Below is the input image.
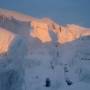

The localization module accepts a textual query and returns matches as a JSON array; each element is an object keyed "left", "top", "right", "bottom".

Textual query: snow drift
[{"left": 0, "top": 27, "right": 28, "bottom": 90}]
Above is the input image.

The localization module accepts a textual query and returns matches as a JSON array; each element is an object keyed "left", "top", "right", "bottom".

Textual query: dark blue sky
[{"left": 0, "top": 0, "right": 90, "bottom": 27}]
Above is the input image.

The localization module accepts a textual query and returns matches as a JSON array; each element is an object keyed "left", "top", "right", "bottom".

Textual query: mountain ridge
[{"left": 0, "top": 8, "right": 90, "bottom": 44}]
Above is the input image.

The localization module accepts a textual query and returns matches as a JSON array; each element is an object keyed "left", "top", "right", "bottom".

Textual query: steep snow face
[
  {"left": 30, "top": 19, "right": 90, "bottom": 44},
  {"left": 8, "top": 36, "right": 28, "bottom": 60},
  {"left": 0, "top": 27, "right": 15, "bottom": 54},
  {"left": 0, "top": 28, "right": 28, "bottom": 90},
  {"left": 0, "top": 15, "right": 30, "bottom": 37},
  {"left": 58, "top": 24, "right": 90, "bottom": 44},
  {"left": 30, "top": 20, "right": 52, "bottom": 43}
]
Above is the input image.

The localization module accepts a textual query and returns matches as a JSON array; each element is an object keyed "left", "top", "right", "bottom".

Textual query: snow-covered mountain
[{"left": 0, "top": 9, "right": 90, "bottom": 90}]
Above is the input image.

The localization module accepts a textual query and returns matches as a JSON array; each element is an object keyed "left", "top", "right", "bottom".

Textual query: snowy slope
[
  {"left": 0, "top": 27, "right": 15, "bottom": 54},
  {"left": 0, "top": 9, "right": 90, "bottom": 90}
]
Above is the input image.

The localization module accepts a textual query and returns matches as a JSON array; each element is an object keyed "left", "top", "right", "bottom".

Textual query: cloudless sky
[{"left": 0, "top": 0, "right": 90, "bottom": 27}]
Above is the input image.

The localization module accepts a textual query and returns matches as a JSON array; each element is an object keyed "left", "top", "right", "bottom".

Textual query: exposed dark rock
[{"left": 45, "top": 78, "right": 51, "bottom": 87}]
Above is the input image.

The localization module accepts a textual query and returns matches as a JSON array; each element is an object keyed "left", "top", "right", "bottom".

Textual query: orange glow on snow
[
  {"left": 0, "top": 9, "right": 90, "bottom": 55},
  {"left": 30, "top": 20, "right": 90, "bottom": 44},
  {"left": 31, "top": 20, "right": 51, "bottom": 43},
  {"left": 0, "top": 28, "right": 15, "bottom": 54}
]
